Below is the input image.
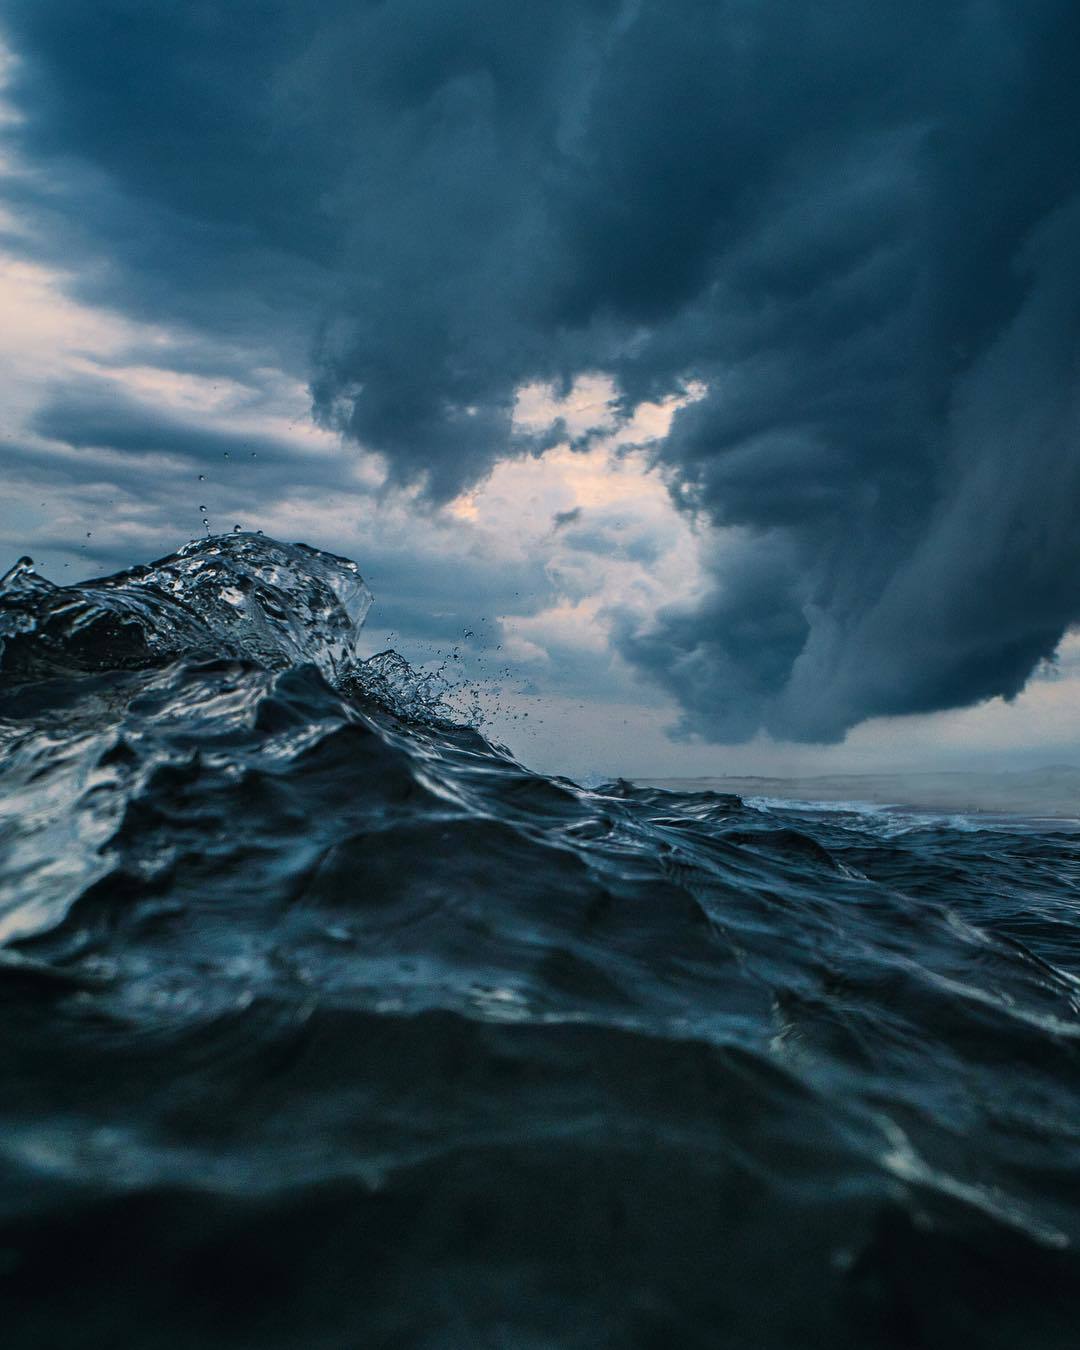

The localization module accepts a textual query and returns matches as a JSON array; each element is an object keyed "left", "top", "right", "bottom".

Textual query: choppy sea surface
[{"left": 2, "top": 533, "right": 1080, "bottom": 1349}]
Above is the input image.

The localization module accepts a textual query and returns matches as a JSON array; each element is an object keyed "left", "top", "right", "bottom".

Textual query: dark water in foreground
[{"left": 2, "top": 534, "right": 1080, "bottom": 1349}]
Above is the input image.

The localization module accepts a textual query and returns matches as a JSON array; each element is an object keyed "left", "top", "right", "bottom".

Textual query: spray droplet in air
[
  {"left": 223, "top": 452, "right": 230, "bottom": 459},
  {"left": 199, "top": 505, "right": 207, "bottom": 512},
  {"left": 233, "top": 524, "right": 242, "bottom": 533},
  {"left": 198, "top": 474, "right": 206, "bottom": 481}
]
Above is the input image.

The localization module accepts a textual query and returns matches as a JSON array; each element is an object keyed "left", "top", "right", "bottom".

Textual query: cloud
[{"left": 2, "top": 2, "right": 1079, "bottom": 741}]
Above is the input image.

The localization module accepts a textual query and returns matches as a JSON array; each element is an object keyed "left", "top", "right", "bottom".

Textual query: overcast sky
[{"left": 1, "top": 3, "right": 1078, "bottom": 780}]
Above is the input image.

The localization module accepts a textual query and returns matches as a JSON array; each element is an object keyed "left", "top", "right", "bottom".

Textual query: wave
[{"left": 2, "top": 534, "right": 1080, "bottom": 1347}]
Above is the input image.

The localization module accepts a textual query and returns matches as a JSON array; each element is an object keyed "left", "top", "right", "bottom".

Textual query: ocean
[{"left": 2, "top": 532, "right": 1079, "bottom": 1348}]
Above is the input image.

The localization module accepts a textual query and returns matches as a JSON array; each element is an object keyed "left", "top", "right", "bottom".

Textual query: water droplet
[
  {"left": 86, "top": 532, "right": 92, "bottom": 538},
  {"left": 198, "top": 505, "right": 207, "bottom": 512},
  {"left": 223, "top": 452, "right": 230, "bottom": 459},
  {"left": 198, "top": 473, "right": 206, "bottom": 481},
  {"left": 233, "top": 524, "right": 242, "bottom": 533},
  {"left": 250, "top": 451, "right": 257, "bottom": 458}
]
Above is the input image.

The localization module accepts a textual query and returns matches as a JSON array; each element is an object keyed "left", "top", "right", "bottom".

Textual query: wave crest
[{"left": 0, "top": 533, "right": 372, "bottom": 684}]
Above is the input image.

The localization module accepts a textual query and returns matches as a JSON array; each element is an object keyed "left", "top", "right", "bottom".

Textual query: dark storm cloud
[
  {"left": 32, "top": 380, "right": 329, "bottom": 480},
  {"left": 0, "top": 0, "right": 620, "bottom": 491},
  {"left": 3, "top": 0, "right": 1080, "bottom": 739}
]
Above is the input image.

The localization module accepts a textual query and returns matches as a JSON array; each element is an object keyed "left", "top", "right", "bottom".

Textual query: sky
[{"left": 0, "top": 2, "right": 1078, "bottom": 780}]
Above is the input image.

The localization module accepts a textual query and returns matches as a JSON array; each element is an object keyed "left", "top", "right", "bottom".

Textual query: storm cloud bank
[{"left": 2, "top": 0, "right": 1079, "bottom": 741}]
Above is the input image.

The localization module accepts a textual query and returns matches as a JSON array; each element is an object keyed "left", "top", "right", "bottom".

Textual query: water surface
[{"left": 2, "top": 534, "right": 1079, "bottom": 1348}]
